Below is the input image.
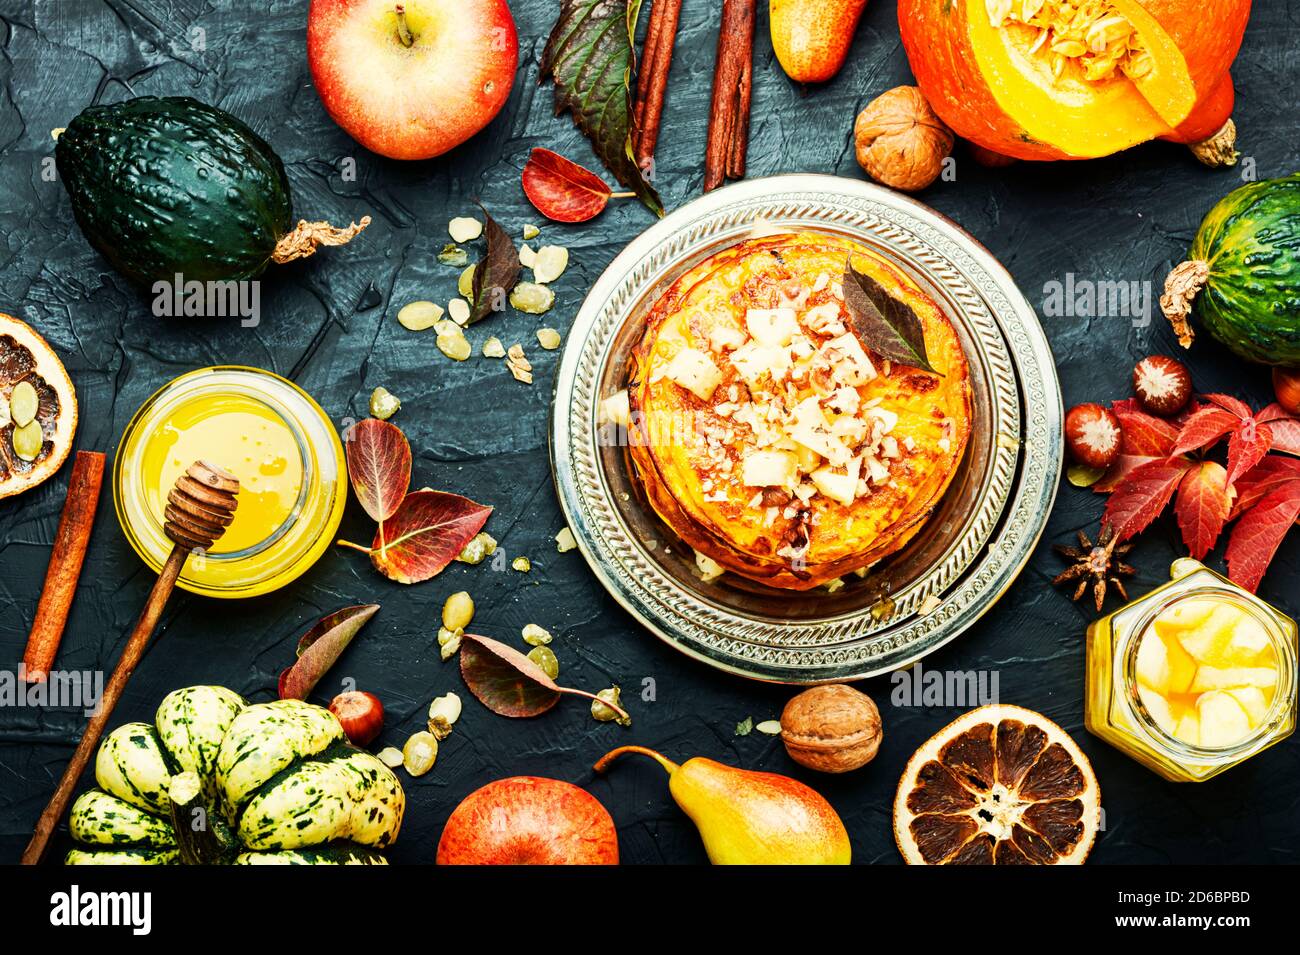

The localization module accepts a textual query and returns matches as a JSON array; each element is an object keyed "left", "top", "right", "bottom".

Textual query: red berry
[
  {"left": 1065, "top": 403, "right": 1122, "bottom": 470},
  {"left": 1133, "top": 355, "right": 1192, "bottom": 416},
  {"left": 329, "top": 691, "right": 384, "bottom": 747}
]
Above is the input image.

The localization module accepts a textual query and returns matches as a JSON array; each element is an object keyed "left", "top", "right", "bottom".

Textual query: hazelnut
[
  {"left": 1064, "top": 403, "right": 1122, "bottom": 470},
  {"left": 1133, "top": 355, "right": 1192, "bottom": 416},
  {"left": 780, "top": 684, "right": 882, "bottom": 773},
  {"left": 853, "top": 86, "right": 954, "bottom": 193},
  {"left": 1272, "top": 367, "right": 1300, "bottom": 415}
]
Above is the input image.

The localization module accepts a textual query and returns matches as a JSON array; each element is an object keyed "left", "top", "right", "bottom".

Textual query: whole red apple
[
  {"left": 436, "top": 776, "right": 619, "bottom": 865},
  {"left": 307, "top": 0, "right": 518, "bottom": 160}
]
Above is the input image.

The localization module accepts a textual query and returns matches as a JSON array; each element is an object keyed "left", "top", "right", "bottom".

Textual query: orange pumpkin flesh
[{"left": 899, "top": 0, "right": 1249, "bottom": 161}]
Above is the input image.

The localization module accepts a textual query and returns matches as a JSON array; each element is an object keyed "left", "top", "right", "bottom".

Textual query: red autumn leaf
[
  {"left": 1095, "top": 454, "right": 1163, "bottom": 493},
  {"left": 1230, "top": 455, "right": 1300, "bottom": 519},
  {"left": 1203, "top": 392, "right": 1253, "bottom": 418},
  {"left": 522, "top": 147, "right": 630, "bottom": 223},
  {"left": 1257, "top": 403, "right": 1300, "bottom": 456},
  {"left": 345, "top": 418, "right": 412, "bottom": 536},
  {"left": 1174, "top": 461, "right": 1232, "bottom": 559},
  {"left": 1225, "top": 482, "right": 1300, "bottom": 592},
  {"left": 458, "top": 633, "right": 631, "bottom": 721},
  {"left": 1170, "top": 406, "right": 1238, "bottom": 457},
  {"left": 1226, "top": 417, "right": 1273, "bottom": 487},
  {"left": 1112, "top": 403, "right": 1178, "bottom": 456},
  {"left": 279, "top": 604, "right": 380, "bottom": 700},
  {"left": 1103, "top": 456, "right": 1194, "bottom": 540},
  {"left": 368, "top": 490, "right": 492, "bottom": 584}
]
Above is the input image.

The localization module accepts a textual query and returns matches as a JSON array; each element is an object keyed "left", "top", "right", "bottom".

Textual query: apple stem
[
  {"left": 394, "top": 4, "right": 414, "bottom": 47},
  {"left": 335, "top": 538, "right": 373, "bottom": 555},
  {"left": 593, "top": 745, "right": 679, "bottom": 776}
]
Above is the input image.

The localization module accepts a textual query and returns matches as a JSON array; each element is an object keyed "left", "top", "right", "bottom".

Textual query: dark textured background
[{"left": 1, "top": 0, "right": 1297, "bottom": 866}]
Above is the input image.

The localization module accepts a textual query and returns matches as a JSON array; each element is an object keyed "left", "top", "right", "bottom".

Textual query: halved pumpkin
[{"left": 899, "top": 0, "right": 1250, "bottom": 161}]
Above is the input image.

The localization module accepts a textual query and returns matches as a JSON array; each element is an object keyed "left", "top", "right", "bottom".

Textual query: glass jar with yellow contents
[
  {"left": 114, "top": 366, "right": 346, "bottom": 598},
  {"left": 1085, "top": 558, "right": 1297, "bottom": 782}
]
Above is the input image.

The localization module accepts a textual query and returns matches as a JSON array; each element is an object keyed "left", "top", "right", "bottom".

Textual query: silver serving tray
[{"left": 551, "top": 174, "right": 1062, "bottom": 683}]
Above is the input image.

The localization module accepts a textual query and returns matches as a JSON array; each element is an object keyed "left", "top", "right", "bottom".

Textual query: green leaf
[
  {"left": 735, "top": 716, "right": 753, "bottom": 736},
  {"left": 841, "top": 262, "right": 938, "bottom": 375},
  {"left": 540, "top": 0, "right": 663, "bottom": 217}
]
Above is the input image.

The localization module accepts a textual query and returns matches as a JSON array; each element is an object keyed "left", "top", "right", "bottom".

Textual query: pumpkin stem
[
  {"left": 168, "top": 772, "right": 237, "bottom": 865},
  {"left": 1159, "top": 259, "right": 1210, "bottom": 350},
  {"left": 272, "top": 216, "right": 372, "bottom": 265},
  {"left": 1188, "top": 119, "right": 1239, "bottom": 169}
]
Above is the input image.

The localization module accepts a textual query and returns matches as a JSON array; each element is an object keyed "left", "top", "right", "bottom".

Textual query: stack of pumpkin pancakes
[{"left": 627, "top": 231, "right": 972, "bottom": 590}]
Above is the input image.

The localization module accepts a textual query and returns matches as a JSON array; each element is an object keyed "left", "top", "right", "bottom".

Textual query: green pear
[{"left": 595, "top": 745, "right": 850, "bottom": 864}]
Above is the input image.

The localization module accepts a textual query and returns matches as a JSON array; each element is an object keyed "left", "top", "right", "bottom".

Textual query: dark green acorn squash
[
  {"left": 55, "top": 96, "right": 367, "bottom": 286},
  {"left": 65, "top": 686, "right": 403, "bottom": 865},
  {"left": 1163, "top": 172, "right": 1300, "bottom": 365}
]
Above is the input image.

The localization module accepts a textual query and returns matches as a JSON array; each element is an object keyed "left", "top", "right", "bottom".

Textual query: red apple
[
  {"left": 436, "top": 776, "right": 619, "bottom": 865},
  {"left": 307, "top": 0, "right": 518, "bottom": 160}
]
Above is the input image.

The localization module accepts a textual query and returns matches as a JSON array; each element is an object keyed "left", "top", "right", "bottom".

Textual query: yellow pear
[{"left": 595, "top": 745, "right": 850, "bottom": 865}]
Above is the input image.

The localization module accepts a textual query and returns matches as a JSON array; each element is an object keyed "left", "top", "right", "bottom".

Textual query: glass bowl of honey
[
  {"left": 114, "top": 366, "right": 347, "bottom": 598},
  {"left": 1085, "top": 558, "right": 1297, "bottom": 782}
]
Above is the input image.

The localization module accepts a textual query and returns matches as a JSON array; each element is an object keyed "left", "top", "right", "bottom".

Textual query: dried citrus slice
[
  {"left": 894, "top": 704, "right": 1100, "bottom": 865},
  {"left": 0, "top": 313, "right": 78, "bottom": 499}
]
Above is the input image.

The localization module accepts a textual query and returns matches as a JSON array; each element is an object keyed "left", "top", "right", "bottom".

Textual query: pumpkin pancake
[{"left": 626, "top": 231, "right": 971, "bottom": 590}]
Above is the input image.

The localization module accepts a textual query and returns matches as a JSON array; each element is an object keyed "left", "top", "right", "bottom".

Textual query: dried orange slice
[
  {"left": 0, "top": 313, "right": 78, "bottom": 499},
  {"left": 894, "top": 704, "right": 1100, "bottom": 865}
]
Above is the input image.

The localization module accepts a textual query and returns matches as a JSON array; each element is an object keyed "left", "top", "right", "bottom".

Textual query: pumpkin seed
[
  {"left": 522, "top": 223, "right": 540, "bottom": 240},
  {"left": 9, "top": 380, "right": 38, "bottom": 427},
  {"left": 12, "top": 420, "right": 43, "bottom": 461},
  {"left": 482, "top": 336, "right": 506, "bottom": 358},
  {"left": 428, "top": 692, "right": 462, "bottom": 739},
  {"left": 439, "top": 633, "right": 461, "bottom": 661},
  {"left": 519, "top": 243, "right": 537, "bottom": 268},
  {"left": 521, "top": 623, "right": 552, "bottom": 647},
  {"left": 511, "top": 556, "right": 531, "bottom": 572},
  {"left": 755, "top": 720, "right": 782, "bottom": 735},
  {"left": 447, "top": 297, "right": 471, "bottom": 325},
  {"left": 532, "top": 246, "right": 569, "bottom": 284},
  {"left": 438, "top": 243, "right": 470, "bottom": 267},
  {"left": 591, "top": 686, "right": 630, "bottom": 726},
  {"left": 536, "top": 328, "right": 562, "bottom": 350},
  {"left": 398, "top": 300, "right": 443, "bottom": 331},
  {"left": 437, "top": 331, "right": 472, "bottom": 361},
  {"left": 455, "top": 531, "right": 497, "bottom": 564},
  {"left": 402, "top": 731, "right": 439, "bottom": 776},
  {"left": 369, "top": 386, "right": 400, "bottom": 420},
  {"left": 442, "top": 591, "right": 474, "bottom": 631},
  {"left": 509, "top": 281, "right": 554, "bottom": 315},
  {"left": 527, "top": 645, "right": 559, "bottom": 679},
  {"left": 555, "top": 527, "right": 577, "bottom": 552},
  {"left": 448, "top": 216, "right": 483, "bottom": 243},
  {"left": 458, "top": 264, "right": 476, "bottom": 298},
  {"left": 377, "top": 747, "right": 404, "bottom": 768}
]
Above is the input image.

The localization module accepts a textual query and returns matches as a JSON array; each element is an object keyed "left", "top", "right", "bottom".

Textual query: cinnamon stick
[
  {"left": 704, "top": 0, "right": 756, "bottom": 192},
  {"left": 632, "top": 0, "right": 683, "bottom": 170},
  {"left": 22, "top": 450, "right": 104, "bottom": 682}
]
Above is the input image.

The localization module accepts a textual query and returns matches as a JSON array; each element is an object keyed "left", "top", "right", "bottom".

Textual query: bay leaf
[{"left": 841, "top": 262, "right": 938, "bottom": 375}]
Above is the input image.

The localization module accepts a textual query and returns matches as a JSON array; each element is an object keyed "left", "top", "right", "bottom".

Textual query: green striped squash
[{"left": 66, "top": 686, "right": 403, "bottom": 866}]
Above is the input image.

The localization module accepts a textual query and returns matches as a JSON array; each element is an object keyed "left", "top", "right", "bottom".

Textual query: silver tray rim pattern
[{"left": 550, "top": 174, "right": 1063, "bottom": 683}]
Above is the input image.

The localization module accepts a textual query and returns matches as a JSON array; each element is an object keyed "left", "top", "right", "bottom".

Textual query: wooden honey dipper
[{"left": 22, "top": 460, "right": 238, "bottom": 864}]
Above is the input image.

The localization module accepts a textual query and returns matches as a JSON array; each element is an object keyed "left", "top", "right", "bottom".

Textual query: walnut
[
  {"left": 780, "top": 684, "right": 882, "bottom": 773},
  {"left": 853, "top": 86, "right": 954, "bottom": 193}
]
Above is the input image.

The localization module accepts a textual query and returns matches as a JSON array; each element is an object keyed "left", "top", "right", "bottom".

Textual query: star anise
[{"left": 1052, "top": 523, "right": 1136, "bottom": 613}]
